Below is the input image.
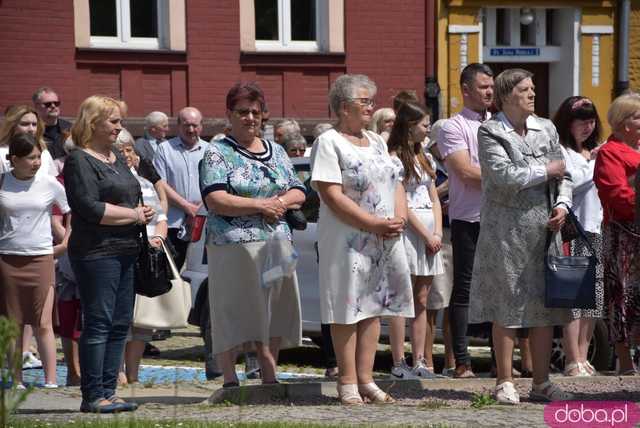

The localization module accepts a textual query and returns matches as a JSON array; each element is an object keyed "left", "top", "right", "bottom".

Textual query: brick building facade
[{"left": 0, "top": 0, "right": 430, "bottom": 134}]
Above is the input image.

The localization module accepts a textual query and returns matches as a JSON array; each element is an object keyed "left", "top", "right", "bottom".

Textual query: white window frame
[
  {"left": 89, "top": 0, "right": 167, "bottom": 50},
  {"left": 255, "top": 0, "right": 323, "bottom": 52}
]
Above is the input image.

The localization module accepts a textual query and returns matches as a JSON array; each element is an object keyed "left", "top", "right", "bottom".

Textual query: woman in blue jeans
[{"left": 64, "top": 96, "right": 154, "bottom": 413}]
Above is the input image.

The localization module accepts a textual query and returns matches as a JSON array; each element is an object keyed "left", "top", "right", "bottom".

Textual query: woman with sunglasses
[{"left": 199, "top": 82, "right": 305, "bottom": 388}]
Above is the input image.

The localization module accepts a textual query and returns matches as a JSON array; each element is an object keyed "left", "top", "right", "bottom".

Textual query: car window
[{"left": 294, "top": 163, "right": 319, "bottom": 223}]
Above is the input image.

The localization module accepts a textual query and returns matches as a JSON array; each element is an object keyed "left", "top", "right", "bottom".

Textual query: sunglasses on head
[{"left": 42, "top": 101, "right": 61, "bottom": 108}]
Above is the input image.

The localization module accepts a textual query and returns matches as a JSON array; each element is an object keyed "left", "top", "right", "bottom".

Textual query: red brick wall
[
  {"left": 345, "top": 0, "right": 426, "bottom": 109},
  {"left": 0, "top": 1, "right": 427, "bottom": 122}
]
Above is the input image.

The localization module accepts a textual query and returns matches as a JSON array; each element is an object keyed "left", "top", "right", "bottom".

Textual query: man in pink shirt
[{"left": 437, "top": 63, "right": 494, "bottom": 378}]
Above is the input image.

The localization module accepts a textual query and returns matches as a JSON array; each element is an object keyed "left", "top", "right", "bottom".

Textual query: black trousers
[
  {"left": 167, "top": 228, "right": 190, "bottom": 272},
  {"left": 448, "top": 219, "right": 480, "bottom": 367}
]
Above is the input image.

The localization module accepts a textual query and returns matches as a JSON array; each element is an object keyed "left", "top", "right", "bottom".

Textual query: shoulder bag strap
[{"left": 545, "top": 206, "right": 595, "bottom": 256}]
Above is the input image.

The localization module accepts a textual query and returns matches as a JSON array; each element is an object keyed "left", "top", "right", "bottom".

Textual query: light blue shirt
[{"left": 153, "top": 136, "right": 207, "bottom": 228}]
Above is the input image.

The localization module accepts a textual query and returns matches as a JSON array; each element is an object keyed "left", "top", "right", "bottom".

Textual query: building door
[{"left": 486, "top": 62, "right": 550, "bottom": 118}]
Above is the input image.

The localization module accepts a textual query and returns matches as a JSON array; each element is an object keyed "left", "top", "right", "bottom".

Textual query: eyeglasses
[
  {"left": 287, "top": 147, "right": 306, "bottom": 154},
  {"left": 234, "top": 108, "right": 262, "bottom": 118},
  {"left": 349, "top": 98, "right": 375, "bottom": 108},
  {"left": 41, "top": 101, "right": 61, "bottom": 108}
]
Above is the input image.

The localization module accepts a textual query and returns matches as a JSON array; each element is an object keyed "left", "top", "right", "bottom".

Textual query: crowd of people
[{"left": 0, "top": 62, "right": 639, "bottom": 412}]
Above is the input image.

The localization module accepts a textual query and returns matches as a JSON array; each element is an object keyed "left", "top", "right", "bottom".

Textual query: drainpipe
[
  {"left": 616, "top": 0, "right": 630, "bottom": 96},
  {"left": 424, "top": 0, "right": 441, "bottom": 119}
]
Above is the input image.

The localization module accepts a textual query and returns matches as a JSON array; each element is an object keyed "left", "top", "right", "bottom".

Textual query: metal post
[{"left": 616, "top": 0, "right": 630, "bottom": 96}]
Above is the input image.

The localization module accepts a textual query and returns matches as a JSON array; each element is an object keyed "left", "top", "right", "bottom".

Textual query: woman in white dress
[
  {"left": 311, "top": 74, "right": 413, "bottom": 405},
  {"left": 387, "top": 101, "right": 444, "bottom": 379}
]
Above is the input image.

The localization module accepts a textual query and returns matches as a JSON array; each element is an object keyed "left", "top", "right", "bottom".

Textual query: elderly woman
[
  {"left": 0, "top": 104, "right": 57, "bottom": 176},
  {"left": 310, "top": 74, "right": 413, "bottom": 405},
  {"left": 274, "top": 118, "right": 301, "bottom": 145},
  {"left": 64, "top": 96, "right": 154, "bottom": 413},
  {"left": 282, "top": 132, "right": 307, "bottom": 159},
  {"left": 113, "top": 130, "right": 168, "bottom": 384},
  {"left": 594, "top": 93, "right": 640, "bottom": 376},
  {"left": 199, "top": 83, "right": 305, "bottom": 387},
  {"left": 468, "top": 69, "right": 574, "bottom": 404}
]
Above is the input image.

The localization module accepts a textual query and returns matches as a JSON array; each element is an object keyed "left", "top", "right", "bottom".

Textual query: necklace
[{"left": 85, "top": 148, "right": 119, "bottom": 174}]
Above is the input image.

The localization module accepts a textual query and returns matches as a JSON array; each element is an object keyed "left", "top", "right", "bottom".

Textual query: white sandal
[
  {"left": 358, "top": 382, "right": 395, "bottom": 404},
  {"left": 337, "top": 383, "right": 364, "bottom": 406},
  {"left": 495, "top": 381, "right": 519, "bottom": 405},
  {"left": 563, "top": 362, "right": 590, "bottom": 377},
  {"left": 530, "top": 381, "right": 575, "bottom": 402},
  {"left": 583, "top": 361, "right": 597, "bottom": 375}
]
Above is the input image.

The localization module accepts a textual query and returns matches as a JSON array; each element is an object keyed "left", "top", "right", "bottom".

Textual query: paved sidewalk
[{"left": 13, "top": 376, "right": 640, "bottom": 427}]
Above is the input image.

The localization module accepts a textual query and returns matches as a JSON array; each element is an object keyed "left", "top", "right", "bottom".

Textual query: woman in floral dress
[
  {"left": 311, "top": 74, "right": 413, "bottom": 405},
  {"left": 200, "top": 83, "right": 306, "bottom": 388}
]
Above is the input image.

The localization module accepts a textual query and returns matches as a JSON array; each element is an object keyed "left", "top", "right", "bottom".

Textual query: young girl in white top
[
  {"left": 387, "top": 101, "right": 445, "bottom": 379},
  {"left": 553, "top": 96, "right": 604, "bottom": 377},
  {"left": 0, "top": 133, "right": 70, "bottom": 388}
]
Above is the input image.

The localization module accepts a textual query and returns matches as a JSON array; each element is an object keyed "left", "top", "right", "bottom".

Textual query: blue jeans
[{"left": 71, "top": 255, "right": 136, "bottom": 402}]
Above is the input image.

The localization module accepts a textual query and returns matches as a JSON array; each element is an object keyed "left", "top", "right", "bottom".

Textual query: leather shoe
[
  {"left": 107, "top": 395, "right": 139, "bottom": 412},
  {"left": 453, "top": 364, "right": 476, "bottom": 378},
  {"left": 80, "top": 398, "right": 124, "bottom": 414}
]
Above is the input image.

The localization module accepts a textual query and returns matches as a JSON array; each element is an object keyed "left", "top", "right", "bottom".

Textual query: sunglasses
[
  {"left": 234, "top": 108, "right": 262, "bottom": 118},
  {"left": 41, "top": 101, "right": 61, "bottom": 108}
]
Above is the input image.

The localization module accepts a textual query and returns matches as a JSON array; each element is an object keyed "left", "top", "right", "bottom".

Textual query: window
[
  {"left": 88, "top": 0, "right": 165, "bottom": 49},
  {"left": 254, "top": 0, "right": 320, "bottom": 52}
]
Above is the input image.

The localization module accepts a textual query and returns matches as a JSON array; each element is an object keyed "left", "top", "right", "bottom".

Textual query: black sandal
[{"left": 222, "top": 382, "right": 239, "bottom": 388}]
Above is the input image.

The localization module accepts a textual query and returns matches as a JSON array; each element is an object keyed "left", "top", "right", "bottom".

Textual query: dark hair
[
  {"left": 392, "top": 90, "right": 419, "bottom": 113},
  {"left": 226, "top": 82, "right": 266, "bottom": 112},
  {"left": 387, "top": 101, "right": 435, "bottom": 183},
  {"left": 459, "top": 63, "right": 494, "bottom": 88},
  {"left": 552, "top": 96, "right": 602, "bottom": 152},
  {"left": 8, "top": 133, "right": 41, "bottom": 162}
]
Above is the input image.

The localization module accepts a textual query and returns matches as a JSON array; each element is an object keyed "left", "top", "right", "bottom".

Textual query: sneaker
[
  {"left": 413, "top": 360, "right": 445, "bottom": 379},
  {"left": 22, "top": 352, "right": 42, "bottom": 370},
  {"left": 495, "top": 381, "right": 520, "bottom": 405},
  {"left": 43, "top": 383, "right": 58, "bottom": 389},
  {"left": 244, "top": 353, "right": 261, "bottom": 379},
  {"left": 441, "top": 367, "right": 456, "bottom": 377},
  {"left": 390, "top": 359, "right": 420, "bottom": 380}
]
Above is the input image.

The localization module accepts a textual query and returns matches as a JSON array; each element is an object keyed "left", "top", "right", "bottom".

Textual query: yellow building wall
[
  {"left": 629, "top": 3, "right": 640, "bottom": 92},
  {"left": 438, "top": 1, "right": 615, "bottom": 123},
  {"left": 446, "top": 7, "right": 482, "bottom": 116},
  {"left": 580, "top": 7, "right": 614, "bottom": 136}
]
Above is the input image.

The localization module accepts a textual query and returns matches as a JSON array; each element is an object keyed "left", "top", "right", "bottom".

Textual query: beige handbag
[{"left": 133, "top": 238, "right": 192, "bottom": 329}]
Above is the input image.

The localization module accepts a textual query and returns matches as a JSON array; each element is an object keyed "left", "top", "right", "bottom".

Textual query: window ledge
[
  {"left": 240, "top": 51, "right": 346, "bottom": 68},
  {"left": 75, "top": 48, "right": 187, "bottom": 66}
]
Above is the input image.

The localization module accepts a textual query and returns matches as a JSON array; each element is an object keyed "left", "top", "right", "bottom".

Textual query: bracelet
[
  {"left": 134, "top": 208, "right": 143, "bottom": 225},
  {"left": 276, "top": 196, "right": 286, "bottom": 207},
  {"left": 433, "top": 233, "right": 442, "bottom": 238}
]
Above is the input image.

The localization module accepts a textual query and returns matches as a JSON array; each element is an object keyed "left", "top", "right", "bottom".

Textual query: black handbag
[
  {"left": 544, "top": 207, "right": 596, "bottom": 309},
  {"left": 133, "top": 197, "right": 173, "bottom": 298}
]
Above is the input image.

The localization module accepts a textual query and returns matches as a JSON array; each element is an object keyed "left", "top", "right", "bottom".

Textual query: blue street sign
[{"left": 490, "top": 48, "right": 540, "bottom": 56}]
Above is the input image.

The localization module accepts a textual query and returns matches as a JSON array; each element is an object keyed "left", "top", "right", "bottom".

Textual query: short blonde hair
[
  {"left": 607, "top": 92, "right": 640, "bottom": 132},
  {"left": 71, "top": 95, "right": 125, "bottom": 148},
  {"left": 370, "top": 108, "right": 395, "bottom": 134}
]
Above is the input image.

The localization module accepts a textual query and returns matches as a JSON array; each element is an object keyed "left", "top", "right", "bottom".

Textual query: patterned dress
[
  {"left": 311, "top": 129, "right": 414, "bottom": 324},
  {"left": 469, "top": 114, "right": 572, "bottom": 328}
]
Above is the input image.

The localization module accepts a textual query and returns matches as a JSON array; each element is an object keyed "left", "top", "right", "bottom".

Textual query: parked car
[{"left": 182, "top": 156, "right": 614, "bottom": 373}]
